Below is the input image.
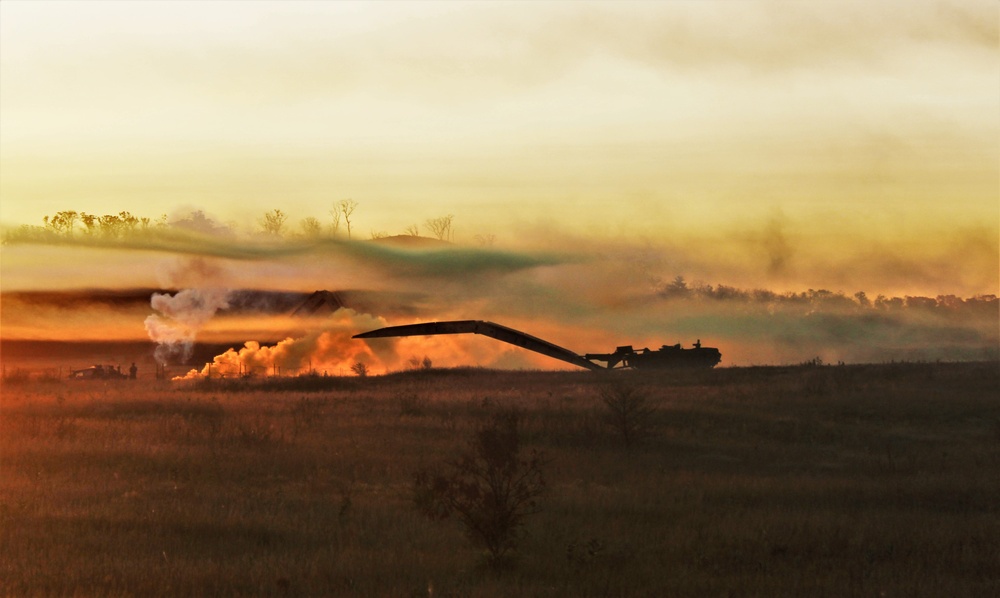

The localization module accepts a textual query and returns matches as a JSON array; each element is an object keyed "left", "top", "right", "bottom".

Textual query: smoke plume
[
  {"left": 145, "top": 288, "right": 232, "bottom": 364},
  {"left": 174, "top": 308, "right": 387, "bottom": 379}
]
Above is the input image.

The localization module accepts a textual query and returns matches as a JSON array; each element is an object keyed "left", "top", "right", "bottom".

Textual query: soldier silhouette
[{"left": 129, "top": 362, "right": 137, "bottom": 379}]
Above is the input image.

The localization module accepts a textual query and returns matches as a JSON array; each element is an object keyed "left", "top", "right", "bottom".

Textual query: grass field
[{"left": 1, "top": 362, "right": 998, "bottom": 596}]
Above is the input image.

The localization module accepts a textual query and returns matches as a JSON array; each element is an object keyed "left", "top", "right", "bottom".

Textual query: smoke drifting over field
[
  {"left": 178, "top": 275, "right": 997, "bottom": 376},
  {"left": 1, "top": 221, "right": 996, "bottom": 369},
  {"left": 171, "top": 287, "right": 996, "bottom": 376}
]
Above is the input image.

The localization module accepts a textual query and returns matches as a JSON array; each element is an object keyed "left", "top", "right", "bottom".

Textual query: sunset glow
[{"left": 1, "top": 1, "right": 997, "bottom": 368}]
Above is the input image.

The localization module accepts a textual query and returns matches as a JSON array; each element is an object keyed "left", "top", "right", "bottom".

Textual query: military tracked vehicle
[
  {"left": 68, "top": 364, "right": 127, "bottom": 380},
  {"left": 353, "top": 320, "right": 721, "bottom": 370}
]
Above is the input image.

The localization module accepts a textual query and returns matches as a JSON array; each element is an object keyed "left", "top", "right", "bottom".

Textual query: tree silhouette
[
  {"left": 118, "top": 211, "right": 139, "bottom": 236},
  {"left": 661, "top": 275, "right": 691, "bottom": 299},
  {"left": 329, "top": 204, "right": 342, "bottom": 237},
  {"left": 79, "top": 213, "right": 98, "bottom": 236},
  {"left": 425, "top": 215, "right": 454, "bottom": 241},
  {"left": 42, "top": 211, "right": 79, "bottom": 237},
  {"left": 300, "top": 217, "right": 322, "bottom": 237},
  {"left": 259, "top": 209, "right": 288, "bottom": 237},
  {"left": 96, "top": 213, "right": 139, "bottom": 239},
  {"left": 338, "top": 200, "right": 359, "bottom": 239}
]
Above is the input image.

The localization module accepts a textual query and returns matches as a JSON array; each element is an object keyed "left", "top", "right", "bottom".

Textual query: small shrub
[
  {"left": 350, "top": 362, "right": 369, "bottom": 377},
  {"left": 407, "top": 356, "right": 433, "bottom": 370},
  {"left": 232, "top": 415, "right": 280, "bottom": 447},
  {"left": 599, "top": 378, "right": 655, "bottom": 447},
  {"left": 180, "top": 402, "right": 225, "bottom": 440},
  {"left": 336, "top": 481, "right": 354, "bottom": 525},
  {"left": 566, "top": 537, "right": 607, "bottom": 571},
  {"left": 397, "top": 393, "right": 427, "bottom": 417},
  {"left": 288, "top": 396, "right": 325, "bottom": 438},
  {"left": 413, "top": 411, "right": 545, "bottom": 567},
  {"left": 53, "top": 414, "right": 79, "bottom": 440}
]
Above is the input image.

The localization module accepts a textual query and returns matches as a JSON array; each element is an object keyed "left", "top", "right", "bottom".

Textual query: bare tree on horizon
[
  {"left": 425, "top": 215, "right": 454, "bottom": 241},
  {"left": 329, "top": 204, "right": 342, "bottom": 237},
  {"left": 474, "top": 233, "right": 496, "bottom": 247},
  {"left": 339, "top": 199, "right": 358, "bottom": 239}
]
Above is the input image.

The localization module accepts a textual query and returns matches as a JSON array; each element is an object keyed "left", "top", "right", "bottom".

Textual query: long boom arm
[{"left": 353, "top": 320, "right": 603, "bottom": 371}]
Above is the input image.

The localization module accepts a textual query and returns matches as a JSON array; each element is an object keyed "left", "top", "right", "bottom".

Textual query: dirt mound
[{"left": 290, "top": 290, "right": 346, "bottom": 316}]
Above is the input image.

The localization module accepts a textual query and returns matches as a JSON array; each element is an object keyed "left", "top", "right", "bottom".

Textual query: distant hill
[{"left": 368, "top": 235, "right": 451, "bottom": 249}]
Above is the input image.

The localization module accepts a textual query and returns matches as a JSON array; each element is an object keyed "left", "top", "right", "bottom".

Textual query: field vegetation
[{"left": 1, "top": 362, "right": 998, "bottom": 596}]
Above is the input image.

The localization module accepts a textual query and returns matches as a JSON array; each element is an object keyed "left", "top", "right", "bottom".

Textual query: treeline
[
  {"left": 658, "top": 275, "right": 998, "bottom": 315},
  {"left": 2, "top": 206, "right": 486, "bottom": 245},
  {"left": 14, "top": 210, "right": 167, "bottom": 240},
  {"left": 3, "top": 209, "right": 217, "bottom": 244}
]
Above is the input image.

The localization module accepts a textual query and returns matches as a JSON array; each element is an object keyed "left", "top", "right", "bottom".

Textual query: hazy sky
[
  {"left": 2, "top": 0, "right": 997, "bottom": 239},
  {"left": 1, "top": 0, "right": 998, "bottom": 367}
]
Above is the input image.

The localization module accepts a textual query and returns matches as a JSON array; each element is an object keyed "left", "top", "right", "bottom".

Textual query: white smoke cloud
[{"left": 145, "top": 287, "right": 232, "bottom": 364}]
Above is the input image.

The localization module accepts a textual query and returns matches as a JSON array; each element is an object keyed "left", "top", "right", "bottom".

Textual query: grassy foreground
[{"left": 1, "top": 362, "right": 998, "bottom": 597}]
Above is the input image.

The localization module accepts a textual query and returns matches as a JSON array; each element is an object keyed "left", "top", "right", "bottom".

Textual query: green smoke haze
[{"left": 2, "top": 221, "right": 995, "bottom": 367}]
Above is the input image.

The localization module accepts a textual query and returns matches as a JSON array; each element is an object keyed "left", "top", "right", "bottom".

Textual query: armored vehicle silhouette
[{"left": 354, "top": 320, "right": 721, "bottom": 370}]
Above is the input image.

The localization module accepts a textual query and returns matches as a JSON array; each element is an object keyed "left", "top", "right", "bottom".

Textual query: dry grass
[{"left": 1, "top": 362, "right": 998, "bottom": 596}]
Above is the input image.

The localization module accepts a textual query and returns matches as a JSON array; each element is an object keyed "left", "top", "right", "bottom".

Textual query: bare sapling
[
  {"left": 413, "top": 410, "right": 545, "bottom": 568},
  {"left": 599, "top": 378, "right": 655, "bottom": 447}
]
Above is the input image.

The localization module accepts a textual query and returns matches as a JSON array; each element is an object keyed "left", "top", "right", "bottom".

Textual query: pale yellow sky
[{"left": 1, "top": 1, "right": 997, "bottom": 252}]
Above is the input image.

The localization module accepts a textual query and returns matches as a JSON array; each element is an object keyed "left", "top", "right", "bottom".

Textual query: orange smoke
[
  {"left": 175, "top": 308, "right": 389, "bottom": 379},
  {"left": 174, "top": 308, "right": 569, "bottom": 380}
]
